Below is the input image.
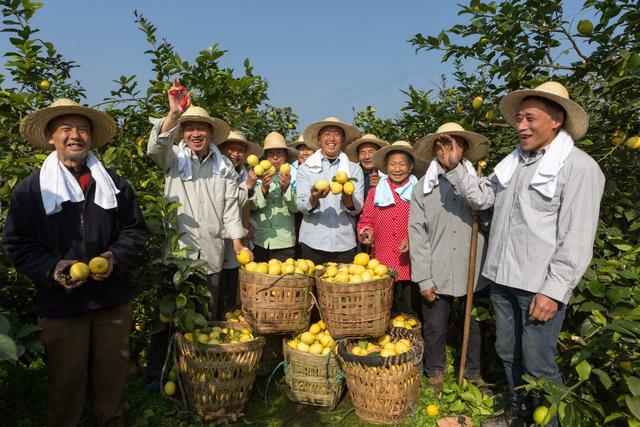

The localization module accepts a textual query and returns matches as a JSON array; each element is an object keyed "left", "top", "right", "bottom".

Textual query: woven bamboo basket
[
  {"left": 337, "top": 329, "right": 424, "bottom": 425},
  {"left": 174, "top": 322, "right": 265, "bottom": 422},
  {"left": 315, "top": 273, "right": 394, "bottom": 339},
  {"left": 239, "top": 269, "right": 314, "bottom": 334},
  {"left": 282, "top": 339, "right": 345, "bottom": 408}
]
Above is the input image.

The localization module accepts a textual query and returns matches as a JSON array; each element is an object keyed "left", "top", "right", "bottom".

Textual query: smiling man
[
  {"left": 3, "top": 99, "right": 148, "bottom": 427},
  {"left": 437, "top": 82, "right": 605, "bottom": 427},
  {"left": 346, "top": 133, "right": 389, "bottom": 200}
]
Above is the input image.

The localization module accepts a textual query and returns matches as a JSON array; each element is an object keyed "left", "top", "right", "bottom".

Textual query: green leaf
[
  {"left": 15, "top": 323, "right": 40, "bottom": 339},
  {"left": 191, "top": 313, "right": 208, "bottom": 328},
  {"left": 0, "top": 314, "right": 9, "bottom": 335},
  {"left": 627, "top": 376, "right": 640, "bottom": 397},
  {"left": 575, "top": 359, "right": 592, "bottom": 380},
  {"left": 175, "top": 293, "right": 187, "bottom": 309},
  {"left": 0, "top": 334, "right": 18, "bottom": 361},
  {"left": 626, "top": 395, "right": 640, "bottom": 420},
  {"left": 158, "top": 297, "right": 175, "bottom": 316},
  {"left": 593, "top": 368, "right": 613, "bottom": 390}
]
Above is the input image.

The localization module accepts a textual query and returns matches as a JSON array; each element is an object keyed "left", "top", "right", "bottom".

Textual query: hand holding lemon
[{"left": 89, "top": 252, "right": 114, "bottom": 281}]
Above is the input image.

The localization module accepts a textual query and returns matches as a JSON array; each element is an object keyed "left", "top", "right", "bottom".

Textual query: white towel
[
  {"left": 305, "top": 149, "right": 351, "bottom": 176},
  {"left": 374, "top": 175, "right": 417, "bottom": 206},
  {"left": 40, "top": 151, "right": 120, "bottom": 215},
  {"left": 423, "top": 158, "right": 476, "bottom": 194},
  {"left": 494, "top": 129, "right": 574, "bottom": 198},
  {"left": 177, "top": 141, "right": 233, "bottom": 181}
]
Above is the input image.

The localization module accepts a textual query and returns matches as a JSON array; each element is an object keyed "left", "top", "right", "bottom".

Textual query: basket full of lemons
[
  {"left": 315, "top": 253, "right": 394, "bottom": 339},
  {"left": 237, "top": 254, "right": 316, "bottom": 334}
]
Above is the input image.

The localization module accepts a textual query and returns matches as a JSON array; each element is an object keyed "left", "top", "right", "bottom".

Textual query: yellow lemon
[
  {"left": 280, "top": 163, "right": 291, "bottom": 175},
  {"left": 393, "top": 319, "right": 406, "bottom": 328},
  {"left": 268, "top": 165, "right": 276, "bottom": 175},
  {"left": 330, "top": 182, "right": 343, "bottom": 195},
  {"left": 268, "top": 264, "right": 281, "bottom": 275},
  {"left": 253, "top": 165, "right": 265, "bottom": 177},
  {"left": 625, "top": 135, "right": 640, "bottom": 150},
  {"left": 308, "top": 323, "right": 322, "bottom": 335},
  {"left": 351, "top": 346, "right": 363, "bottom": 356},
  {"left": 334, "top": 272, "right": 349, "bottom": 283},
  {"left": 485, "top": 109, "right": 496, "bottom": 121},
  {"left": 342, "top": 181, "right": 355, "bottom": 195},
  {"left": 479, "top": 160, "right": 488, "bottom": 169},
  {"left": 319, "top": 334, "right": 332, "bottom": 347},
  {"left": 322, "top": 347, "right": 330, "bottom": 355},
  {"left": 296, "top": 259, "right": 308, "bottom": 272},
  {"left": 256, "top": 263, "right": 269, "bottom": 274},
  {"left": 245, "top": 261, "right": 258, "bottom": 272},
  {"left": 380, "top": 348, "right": 396, "bottom": 357},
  {"left": 246, "top": 154, "right": 259, "bottom": 167},
  {"left": 239, "top": 334, "right": 252, "bottom": 343},
  {"left": 367, "top": 258, "right": 380, "bottom": 269},
  {"left": 39, "top": 80, "right": 51, "bottom": 89},
  {"left": 197, "top": 334, "right": 210, "bottom": 344},
  {"left": 69, "top": 262, "right": 90, "bottom": 280},
  {"left": 361, "top": 270, "right": 374, "bottom": 282},
  {"left": 296, "top": 342, "right": 310, "bottom": 352},
  {"left": 325, "top": 265, "right": 338, "bottom": 277},
  {"left": 314, "top": 179, "right": 330, "bottom": 191},
  {"left": 288, "top": 339, "right": 298, "bottom": 349},
  {"left": 472, "top": 96, "right": 484, "bottom": 110},
  {"left": 334, "top": 171, "right": 349, "bottom": 184},
  {"left": 300, "top": 332, "right": 316, "bottom": 345},
  {"left": 378, "top": 334, "right": 391, "bottom": 346},
  {"left": 354, "top": 252, "right": 370, "bottom": 266},
  {"left": 394, "top": 341, "right": 410, "bottom": 354},
  {"left": 236, "top": 250, "right": 251, "bottom": 265},
  {"left": 268, "top": 258, "right": 281, "bottom": 265},
  {"left": 317, "top": 320, "right": 326, "bottom": 330},
  {"left": 285, "top": 257, "right": 296, "bottom": 265},
  {"left": 309, "top": 343, "right": 324, "bottom": 354},
  {"left": 349, "top": 275, "right": 362, "bottom": 283},
  {"left": 282, "top": 263, "right": 296, "bottom": 274},
  {"left": 374, "top": 264, "right": 388, "bottom": 276},
  {"left": 164, "top": 381, "right": 176, "bottom": 396},
  {"left": 384, "top": 342, "right": 396, "bottom": 351},
  {"left": 88, "top": 257, "right": 109, "bottom": 274},
  {"left": 259, "top": 159, "right": 272, "bottom": 170}
]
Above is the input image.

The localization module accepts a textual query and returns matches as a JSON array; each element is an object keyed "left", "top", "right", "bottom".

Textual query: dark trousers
[
  {"left": 421, "top": 293, "right": 483, "bottom": 379},
  {"left": 252, "top": 245, "right": 296, "bottom": 263},
  {"left": 300, "top": 243, "right": 356, "bottom": 265},
  {"left": 393, "top": 280, "right": 422, "bottom": 320},
  {"left": 219, "top": 267, "right": 239, "bottom": 314},
  {"left": 39, "top": 302, "right": 133, "bottom": 427}
]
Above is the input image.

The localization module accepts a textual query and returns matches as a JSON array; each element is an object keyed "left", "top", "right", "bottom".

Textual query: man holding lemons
[
  {"left": 3, "top": 99, "right": 148, "bottom": 426},
  {"left": 295, "top": 117, "right": 364, "bottom": 264}
]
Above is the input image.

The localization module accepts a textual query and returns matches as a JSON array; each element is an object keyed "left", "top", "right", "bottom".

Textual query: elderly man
[
  {"left": 147, "top": 80, "right": 251, "bottom": 319},
  {"left": 296, "top": 117, "right": 364, "bottom": 264},
  {"left": 346, "top": 133, "right": 389, "bottom": 200},
  {"left": 410, "top": 123, "right": 490, "bottom": 391},
  {"left": 438, "top": 82, "right": 605, "bottom": 427},
  {"left": 3, "top": 99, "right": 148, "bottom": 426}
]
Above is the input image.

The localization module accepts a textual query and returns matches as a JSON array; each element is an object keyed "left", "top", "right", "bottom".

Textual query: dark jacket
[{"left": 2, "top": 167, "right": 148, "bottom": 317}]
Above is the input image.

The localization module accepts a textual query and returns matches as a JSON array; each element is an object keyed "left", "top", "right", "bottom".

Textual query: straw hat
[
  {"left": 415, "top": 122, "right": 490, "bottom": 163},
  {"left": 19, "top": 98, "right": 117, "bottom": 149},
  {"left": 176, "top": 105, "right": 230, "bottom": 144},
  {"left": 263, "top": 131, "right": 298, "bottom": 163},
  {"left": 345, "top": 133, "right": 390, "bottom": 162},
  {"left": 499, "top": 81, "right": 588, "bottom": 140},
  {"left": 219, "top": 129, "right": 263, "bottom": 158},
  {"left": 288, "top": 134, "right": 318, "bottom": 151},
  {"left": 373, "top": 140, "right": 428, "bottom": 178},
  {"left": 302, "top": 117, "right": 361, "bottom": 150}
]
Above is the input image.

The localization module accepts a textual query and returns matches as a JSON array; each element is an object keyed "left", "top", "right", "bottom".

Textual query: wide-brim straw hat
[
  {"left": 373, "top": 140, "right": 428, "bottom": 178},
  {"left": 175, "top": 105, "right": 230, "bottom": 144},
  {"left": 415, "top": 122, "right": 490, "bottom": 163},
  {"left": 288, "top": 134, "right": 318, "bottom": 151},
  {"left": 499, "top": 81, "right": 588, "bottom": 140},
  {"left": 263, "top": 131, "right": 298, "bottom": 163},
  {"left": 19, "top": 98, "right": 117, "bottom": 149},
  {"left": 345, "top": 133, "right": 390, "bottom": 162},
  {"left": 302, "top": 117, "right": 361, "bottom": 150},
  {"left": 219, "top": 129, "right": 263, "bottom": 158}
]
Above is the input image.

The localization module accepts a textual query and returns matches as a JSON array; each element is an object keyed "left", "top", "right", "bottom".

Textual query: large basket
[
  {"left": 315, "top": 274, "right": 394, "bottom": 339},
  {"left": 239, "top": 269, "right": 314, "bottom": 334},
  {"left": 174, "top": 322, "right": 265, "bottom": 422},
  {"left": 282, "top": 339, "right": 345, "bottom": 408},
  {"left": 337, "top": 329, "right": 424, "bottom": 425}
]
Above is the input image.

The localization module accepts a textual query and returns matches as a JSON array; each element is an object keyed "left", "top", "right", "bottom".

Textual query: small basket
[
  {"left": 337, "top": 329, "right": 424, "bottom": 425},
  {"left": 315, "top": 273, "right": 394, "bottom": 339},
  {"left": 174, "top": 322, "right": 265, "bottom": 422},
  {"left": 282, "top": 339, "right": 345, "bottom": 408},
  {"left": 239, "top": 269, "right": 314, "bottom": 335},
  {"left": 389, "top": 312, "right": 422, "bottom": 341}
]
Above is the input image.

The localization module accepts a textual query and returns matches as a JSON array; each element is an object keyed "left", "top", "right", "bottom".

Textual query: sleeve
[
  {"left": 345, "top": 163, "right": 365, "bottom": 216},
  {"left": 147, "top": 116, "right": 179, "bottom": 172},
  {"left": 408, "top": 184, "right": 436, "bottom": 292},
  {"left": 296, "top": 165, "right": 319, "bottom": 215},
  {"left": 107, "top": 176, "right": 149, "bottom": 275},
  {"left": 222, "top": 178, "right": 245, "bottom": 240},
  {"left": 357, "top": 187, "right": 376, "bottom": 233},
  {"left": 283, "top": 182, "right": 299, "bottom": 213},
  {"left": 2, "top": 185, "right": 59, "bottom": 289},
  {"left": 251, "top": 182, "right": 268, "bottom": 210},
  {"left": 539, "top": 162, "right": 605, "bottom": 303},
  {"left": 445, "top": 163, "right": 498, "bottom": 210}
]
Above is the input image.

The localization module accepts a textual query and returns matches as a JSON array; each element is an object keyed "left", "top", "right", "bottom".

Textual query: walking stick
[{"left": 458, "top": 162, "right": 484, "bottom": 386}]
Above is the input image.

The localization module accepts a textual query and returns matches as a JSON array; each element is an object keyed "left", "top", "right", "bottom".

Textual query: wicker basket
[
  {"left": 282, "top": 339, "right": 345, "bottom": 408},
  {"left": 315, "top": 274, "right": 394, "bottom": 339},
  {"left": 337, "top": 329, "right": 424, "bottom": 425},
  {"left": 239, "top": 269, "right": 314, "bottom": 334},
  {"left": 174, "top": 322, "right": 265, "bottom": 422}
]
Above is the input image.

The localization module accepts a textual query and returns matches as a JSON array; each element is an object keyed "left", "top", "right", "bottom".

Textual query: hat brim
[
  {"left": 264, "top": 146, "right": 299, "bottom": 163},
  {"left": 498, "top": 89, "right": 588, "bottom": 140},
  {"left": 373, "top": 145, "right": 428, "bottom": 178},
  {"left": 302, "top": 120, "right": 360, "bottom": 151},
  {"left": 175, "top": 115, "right": 230, "bottom": 145},
  {"left": 19, "top": 105, "right": 117, "bottom": 149},
  {"left": 415, "top": 130, "right": 490, "bottom": 163},
  {"left": 345, "top": 138, "right": 390, "bottom": 162},
  {"left": 219, "top": 138, "right": 264, "bottom": 159},
  {"left": 288, "top": 141, "right": 316, "bottom": 151}
]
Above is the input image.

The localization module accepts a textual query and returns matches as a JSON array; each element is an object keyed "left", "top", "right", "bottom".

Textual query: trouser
[
  {"left": 300, "top": 243, "right": 356, "bottom": 265},
  {"left": 219, "top": 267, "right": 239, "bottom": 314},
  {"left": 39, "top": 302, "right": 133, "bottom": 427},
  {"left": 421, "top": 293, "right": 482, "bottom": 379},
  {"left": 252, "top": 245, "right": 296, "bottom": 263},
  {"left": 393, "top": 280, "right": 422, "bottom": 320},
  {"left": 491, "top": 283, "right": 566, "bottom": 424}
]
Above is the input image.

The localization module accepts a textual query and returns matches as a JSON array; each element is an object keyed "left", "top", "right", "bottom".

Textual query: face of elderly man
[
  {"left": 358, "top": 142, "right": 378, "bottom": 170},
  {"left": 317, "top": 125, "right": 344, "bottom": 159},
  {"left": 219, "top": 140, "right": 246, "bottom": 168},
  {"left": 47, "top": 114, "right": 92, "bottom": 167},
  {"left": 515, "top": 97, "right": 565, "bottom": 153},
  {"left": 182, "top": 121, "right": 212, "bottom": 157}
]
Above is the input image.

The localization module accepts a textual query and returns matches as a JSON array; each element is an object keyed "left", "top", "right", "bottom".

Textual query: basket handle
[
  {"left": 160, "top": 332, "right": 188, "bottom": 412},
  {"left": 308, "top": 290, "right": 324, "bottom": 320},
  {"left": 255, "top": 273, "right": 294, "bottom": 294}
]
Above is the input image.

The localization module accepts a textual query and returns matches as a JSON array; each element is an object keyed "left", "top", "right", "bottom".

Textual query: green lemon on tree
[
  {"left": 533, "top": 405, "right": 552, "bottom": 425},
  {"left": 577, "top": 19, "right": 593, "bottom": 35}
]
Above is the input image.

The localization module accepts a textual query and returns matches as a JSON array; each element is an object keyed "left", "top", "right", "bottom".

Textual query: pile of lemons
[
  {"left": 224, "top": 308, "right": 246, "bottom": 324},
  {"left": 184, "top": 325, "right": 256, "bottom": 345},
  {"left": 287, "top": 320, "right": 335, "bottom": 355},
  {"left": 239, "top": 256, "right": 316, "bottom": 277},
  {"left": 313, "top": 171, "right": 355, "bottom": 195},
  {"left": 350, "top": 334, "right": 413, "bottom": 358},
  {"left": 320, "top": 253, "right": 389, "bottom": 284},
  {"left": 391, "top": 313, "right": 419, "bottom": 330}
]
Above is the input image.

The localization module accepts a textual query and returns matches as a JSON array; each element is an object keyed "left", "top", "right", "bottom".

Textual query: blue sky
[{"left": 1, "top": 0, "right": 591, "bottom": 131}]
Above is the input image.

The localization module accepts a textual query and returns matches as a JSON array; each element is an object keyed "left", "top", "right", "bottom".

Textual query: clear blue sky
[{"left": 1, "top": 0, "right": 590, "bottom": 131}]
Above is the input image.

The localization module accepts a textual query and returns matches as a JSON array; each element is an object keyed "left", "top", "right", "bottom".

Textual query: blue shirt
[{"left": 296, "top": 156, "right": 365, "bottom": 252}]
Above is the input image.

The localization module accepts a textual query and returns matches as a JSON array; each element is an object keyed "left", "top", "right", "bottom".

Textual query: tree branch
[{"left": 557, "top": 26, "right": 589, "bottom": 62}]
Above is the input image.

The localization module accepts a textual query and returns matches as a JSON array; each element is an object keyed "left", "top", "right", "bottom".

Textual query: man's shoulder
[
  {"left": 348, "top": 160, "right": 363, "bottom": 175},
  {"left": 567, "top": 147, "right": 603, "bottom": 176},
  {"left": 13, "top": 170, "right": 41, "bottom": 194}
]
